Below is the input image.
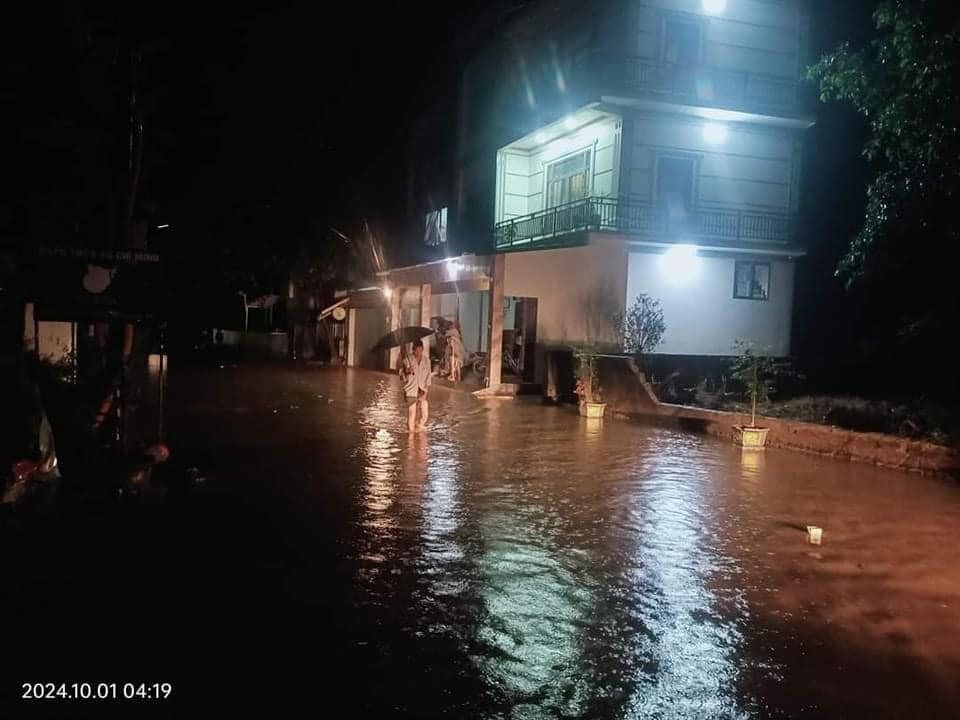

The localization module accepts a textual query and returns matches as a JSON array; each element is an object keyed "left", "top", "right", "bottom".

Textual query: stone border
[{"left": 634, "top": 402, "right": 959, "bottom": 477}]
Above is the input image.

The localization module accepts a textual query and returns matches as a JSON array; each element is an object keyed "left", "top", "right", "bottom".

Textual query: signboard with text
[{"left": 26, "top": 246, "right": 165, "bottom": 320}]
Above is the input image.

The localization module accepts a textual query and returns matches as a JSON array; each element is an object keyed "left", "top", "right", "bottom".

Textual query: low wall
[{"left": 628, "top": 402, "right": 960, "bottom": 477}]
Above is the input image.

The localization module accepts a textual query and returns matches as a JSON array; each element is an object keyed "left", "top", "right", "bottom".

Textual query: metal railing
[
  {"left": 602, "top": 57, "right": 801, "bottom": 115},
  {"left": 493, "top": 197, "right": 794, "bottom": 250}
]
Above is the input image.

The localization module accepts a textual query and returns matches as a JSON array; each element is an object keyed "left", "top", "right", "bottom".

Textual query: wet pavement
[{"left": 4, "top": 364, "right": 960, "bottom": 717}]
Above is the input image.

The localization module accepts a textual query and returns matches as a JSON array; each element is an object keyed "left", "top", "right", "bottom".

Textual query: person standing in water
[{"left": 400, "top": 340, "right": 431, "bottom": 431}]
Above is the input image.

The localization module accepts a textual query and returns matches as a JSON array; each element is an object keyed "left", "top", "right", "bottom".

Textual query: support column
[
  {"left": 486, "top": 254, "right": 505, "bottom": 388},
  {"left": 420, "top": 283, "right": 433, "bottom": 359},
  {"left": 388, "top": 287, "right": 401, "bottom": 371},
  {"left": 420, "top": 284, "right": 432, "bottom": 328},
  {"left": 347, "top": 308, "right": 357, "bottom": 367}
]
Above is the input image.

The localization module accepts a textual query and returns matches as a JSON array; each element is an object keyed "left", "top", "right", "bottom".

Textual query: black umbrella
[{"left": 372, "top": 326, "right": 434, "bottom": 351}]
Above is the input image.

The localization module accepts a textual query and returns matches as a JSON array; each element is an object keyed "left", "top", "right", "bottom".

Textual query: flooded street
[{"left": 6, "top": 364, "right": 960, "bottom": 717}]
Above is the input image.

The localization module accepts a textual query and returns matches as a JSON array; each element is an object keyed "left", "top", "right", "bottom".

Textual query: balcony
[
  {"left": 493, "top": 197, "right": 794, "bottom": 252},
  {"left": 594, "top": 56, "right": 803, "bottom": 118}
]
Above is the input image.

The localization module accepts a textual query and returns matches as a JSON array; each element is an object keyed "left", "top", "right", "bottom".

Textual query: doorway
[{"left": 503, "top": 297, "right": 538, "bottom": 383}]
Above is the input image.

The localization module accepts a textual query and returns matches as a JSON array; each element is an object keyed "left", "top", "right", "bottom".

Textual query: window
[
  {"left": 655, "top": 156, "right": 696, "bottom": 221},
  {"left": 662, "top": 18, "right": 701, "bottom": 66},
  {"left": 545, "top": 150, "right": 591, "bottom": 208},
  {"left": 734, "top": 261, "right": 770, "bottom": 300}
]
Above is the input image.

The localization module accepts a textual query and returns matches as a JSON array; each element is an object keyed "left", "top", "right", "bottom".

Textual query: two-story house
[{"left": 457, "top": 0, "right": 812, "bottom": 380}]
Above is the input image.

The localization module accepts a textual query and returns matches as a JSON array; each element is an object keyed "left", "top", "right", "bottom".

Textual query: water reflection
[
  {"left": 470, "top": 408, "right": 597, "bottom": 715},
  {"left": 356, "top": 382, "right": 403, "bottom": 577},
  {"left": 625, "top": 441, "right": 747, "bottom": 719},
  {"left": 419, "top": 432, "right": 467, "bottom": 596},
  {"left": 473, "top": 507, "right": 594, "bottom": 715}
]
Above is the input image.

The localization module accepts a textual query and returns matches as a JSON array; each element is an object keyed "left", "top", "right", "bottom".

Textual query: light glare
[
  {"left": 702, "top": 123, "right": 728, "bottom": 144},
  {"left": 659, "top": 244, "right": 701, "bottom": 285}
]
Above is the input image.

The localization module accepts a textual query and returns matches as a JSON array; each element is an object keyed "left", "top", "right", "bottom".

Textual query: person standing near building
[
  {"left": 446, "top": 320, "right": 464, "bottom": 382},
  {"left": 400, "top": 340, "right": 431, "bottom": 431}
]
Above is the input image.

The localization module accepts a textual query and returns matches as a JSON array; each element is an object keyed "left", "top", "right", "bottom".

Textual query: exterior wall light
[
  {"left": 702, "top": 123, "right": 728, "bottom": 144},
  {"left": 703, "top": 0, "right": 726, "bottom": 14},
  {"left": 564, "top": 116, "right": 578, "bottom": 131},
  {"left": 382, "top": 287, "right": 393, "bottom": 299},
  {"left": 659, "top": 244, "right": 702, "bottom": 286}
]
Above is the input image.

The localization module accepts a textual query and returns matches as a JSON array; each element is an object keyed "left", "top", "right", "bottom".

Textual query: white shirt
[{"left": 402, "top": 354, "right": 432, "bottom": 397}]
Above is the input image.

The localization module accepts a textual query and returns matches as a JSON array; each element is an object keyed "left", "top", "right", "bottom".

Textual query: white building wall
[
  {"left": 626, "top": 250, "right": 794, "bottom": 356},
  {"left": 624, "top": 112, "right": 799, "bottom": 214},
  {"left": 503, "top": 238, "right": 630, "bottom": 382},
  {"left": 633, "top": 0, "right": 809, "bottom": 79}
]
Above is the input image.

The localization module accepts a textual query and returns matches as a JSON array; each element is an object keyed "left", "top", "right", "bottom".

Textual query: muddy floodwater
[{"left": 5, "top": 365, "right": 960, "bottom": 717}]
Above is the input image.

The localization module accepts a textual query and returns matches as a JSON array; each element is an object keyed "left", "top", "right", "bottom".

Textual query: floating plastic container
[{"left": 807, "top": 526, "right": 823, "bottom": 545}]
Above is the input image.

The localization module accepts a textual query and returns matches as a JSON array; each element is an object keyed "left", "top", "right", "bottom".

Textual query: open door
[
  {"left": 503, "top": 297, "right": 538, "bottom": 383},
  {"left": 518, "top": 298, "right": 537, "bottom": 383}
]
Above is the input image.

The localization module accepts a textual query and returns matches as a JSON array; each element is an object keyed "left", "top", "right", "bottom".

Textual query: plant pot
[
  {"left": 734, "top": 425, "right": 769, "bottom": 449},
  {"left": 579, "top": 402, "right": 607, "bottom": 419}
]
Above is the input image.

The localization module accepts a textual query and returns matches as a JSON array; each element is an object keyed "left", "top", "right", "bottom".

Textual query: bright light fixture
[
  {"left": 659, "top": 244, "right": 701, "bottom": 285},
  {"left": 534, "top": 131, "right": 548, "bottom": 144},
  {"left": 702, "top": 123, "right": 728, "bottom": 144},
  {"left": 156, "top": 223, "right": 170, "bottom": 229},
  {"left": 382, "top": 287, "right": 392, "bottom": 299},
  {"left": 564, "top": 115, "right": 577, "bottom": 131},
  {"left": 446, "top": 259, "right": 461, "bottom": 277},
  {"left": 702, "top": 0, "right": 726, "bottom": 14}
]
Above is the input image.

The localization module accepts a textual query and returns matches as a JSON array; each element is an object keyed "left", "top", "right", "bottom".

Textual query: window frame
[
  {"left": 659, "top": 13, "right": 706, "bottom": 67},
  {"left": 543, "top": 147, "right": 593, "bottom": 209},
  {"left": 733, "top": 260, "right": 771, "bottom": 301},
  {"left": 652, "top": 151, "right": 700, "bottom": 210}
]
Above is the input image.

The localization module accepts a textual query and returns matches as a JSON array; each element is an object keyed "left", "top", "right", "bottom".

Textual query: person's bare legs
[
  {"left": 418, "top": 399, "right": 429, "bottom": 430},
  {"left": 407, "top": 400, "right": 417, "bottom": 432}
]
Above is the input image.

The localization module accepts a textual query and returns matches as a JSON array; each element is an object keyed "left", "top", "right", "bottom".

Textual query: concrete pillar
[
  {"left": 389, "top": 287, "right": 401, "bottom": 370},
  {"left": 347, "top": 308, "right": 357, "bottom": 367},
  {"left": 420, "top": 284, "right": 432, "bottom": 328},
  {"left": 420, "top": 283, "right": 433, "bottom": 356},
  {"left": 486, "top": 254, "right": 505, "bottom": 388}
]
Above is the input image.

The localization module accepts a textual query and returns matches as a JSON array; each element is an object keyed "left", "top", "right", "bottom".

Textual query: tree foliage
[
  {"left": 729, "top": 341, "right": 793, "bottom": 426},
  {"left": 808, "top": 0, "right": 960, "bottom": 281},
  {"left": 615, "top": 294, "right": 666, "bottom": 362}
]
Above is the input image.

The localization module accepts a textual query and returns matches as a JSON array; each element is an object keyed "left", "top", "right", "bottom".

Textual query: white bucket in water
[{"left": 807, "top": 526, "right": 823, "bottom": 545}]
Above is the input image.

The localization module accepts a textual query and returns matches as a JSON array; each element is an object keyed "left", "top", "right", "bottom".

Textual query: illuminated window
[
  {"left": 734, "top": 261, "right": 770, "bottom": 300},
  {"left": 545, "top": 150, "right": 591, "bottom": 208}
]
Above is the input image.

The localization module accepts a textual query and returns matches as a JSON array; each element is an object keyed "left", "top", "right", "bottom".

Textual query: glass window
[
  {"left": 656, "top": 156, "right": 696, "bottom": 229},
  {"left": 545, "top": 150, "right": 591, "bottom": 208},
  {"left": 663, "top": 19, "right": 701, "bottom": 66},
  {"left": 734, "top": 261, "right": 771, "bottom": 300}
]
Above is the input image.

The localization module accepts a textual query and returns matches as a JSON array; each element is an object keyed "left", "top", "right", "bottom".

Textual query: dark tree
[{"left": 808, "top": 0, "right": 960, "bottom": 397}]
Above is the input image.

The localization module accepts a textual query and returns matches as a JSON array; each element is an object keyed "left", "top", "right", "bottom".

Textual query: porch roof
[{"left": 376, "top": 254, "right": 492, "bottom": 288}]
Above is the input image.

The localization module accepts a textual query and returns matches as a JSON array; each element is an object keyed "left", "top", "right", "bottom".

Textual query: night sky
[{"left": 1, "top": 3, "right": 501, "bottom": 250}]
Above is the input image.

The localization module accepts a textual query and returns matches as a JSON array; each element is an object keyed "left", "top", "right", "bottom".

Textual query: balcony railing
[
  {"left": 599, "top": 57, "right": 802, "bottom": 115},
  {"left": 493, "top": 197, "right": 794, "bottom": 251}
]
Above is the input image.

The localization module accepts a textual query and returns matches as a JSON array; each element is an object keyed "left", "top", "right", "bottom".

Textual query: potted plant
[
  {"left": 729, "top": 341, "right": 787, "bottom": 448},
  {"left": 573, "top": 343, "right": 606, "bottom": 418}
]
